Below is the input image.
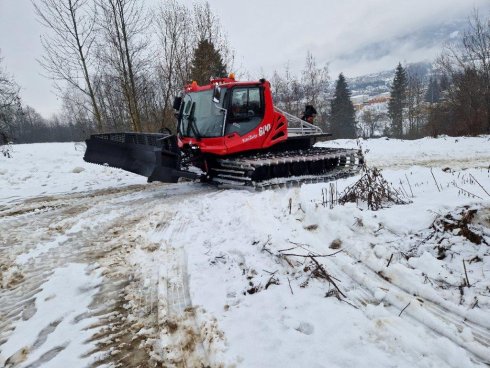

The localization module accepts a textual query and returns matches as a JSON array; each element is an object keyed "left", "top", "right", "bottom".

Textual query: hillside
[{"left": 346, "top": 61, "right": 433, "bottom": 97}]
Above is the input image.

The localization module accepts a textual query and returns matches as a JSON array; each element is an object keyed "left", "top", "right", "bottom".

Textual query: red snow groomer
[{"left": 84, "top": 75, "right": 363, "bottom": 189}]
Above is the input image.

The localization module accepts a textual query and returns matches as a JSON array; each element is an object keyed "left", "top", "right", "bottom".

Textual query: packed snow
[{"left": 0, "top": 136, "right": 489, "bottom": 367}]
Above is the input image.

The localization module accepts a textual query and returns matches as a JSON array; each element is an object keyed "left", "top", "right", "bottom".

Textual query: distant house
[
  {"left": 350, "top": 92, "right": 391, "bottom": 113},
  {"left": 351, "top": 94, "right": 369, "bottom": 104},
  {"left": 351, "top": 94, "right": 369, "bottom": 111},
  {"left": 367, "top": 92, "right": 390, "bottom": 104}
]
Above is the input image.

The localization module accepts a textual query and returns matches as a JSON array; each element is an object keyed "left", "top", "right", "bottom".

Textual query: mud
[{"left": 0, "top": 183, "right": 221, "bottom": 367}]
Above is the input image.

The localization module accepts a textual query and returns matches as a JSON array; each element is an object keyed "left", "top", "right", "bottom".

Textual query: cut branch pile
[
  {"left": 308, "top": 256, "right": 346, "bottom": 298},
  {"left": 408, "top": 206, "right": 490, "bottom": 262},
  {"left": 430, "top": 206, "right": 488, "bottom": 247},
  {"left": 277, "top": 246, "right": 350, "bottom": 304},
  {"left": 339, "top": 167, "right": 410, "bottom": 210}
]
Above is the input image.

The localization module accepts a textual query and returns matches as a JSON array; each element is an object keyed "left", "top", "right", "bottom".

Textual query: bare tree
[
  {"left": 153, "top": 0, "right": 234, "bottom": 131},
  {"left": 0, "top": 54, "right": 21, "bottom": 155},
  {"left": 460, "top": 10, "right": 489, "bottom": 132},
  {"left": 301, "top": 51, "right": 330, "bottom": 130},
  {"left": 271, "top": 63, "right": 302, "bottom": 116},
  {"left": 302, "top": 51, "right": 329, "bottom": 108},
  {"left": 155, "top": 0, "right": 194, "bottom": 128},
  {"left": 406, "top": 68, "right": 426, "bottom": 138},
  {"left": 360, "top": 109, "right": 386, "bottom": 138},
  {"left": 61, "top": 85, "right": 100, "bottom": 135},
  {"left": 271, "top": 53, "right": 330, "bottom": 131},
  {"left": 96, "top": 0, "right": 151, "bottom": 132},
  {"left": 437, "top": 10, "right": 490, "bottom": 135},
  {"left": 270, "top": 70, "right": 286, "bottom": 103},
  {"left": 0, "top": 58, "right": 19, "bottom": 112},
  {"left": 33, "top": 0, "right": 103, "bottom": 131},
  {"left": 32, "top": 0, "right": 235, "bottom": 136}
]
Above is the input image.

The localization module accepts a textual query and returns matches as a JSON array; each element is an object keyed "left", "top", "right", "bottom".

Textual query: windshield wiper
[{"left": 187, "top": 102, "right": 201, "bottom": 139}]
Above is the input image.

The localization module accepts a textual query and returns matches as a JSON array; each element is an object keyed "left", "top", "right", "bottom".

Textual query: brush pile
[{"left": 339, "top": 167, "right": 410, "bottom": 210}]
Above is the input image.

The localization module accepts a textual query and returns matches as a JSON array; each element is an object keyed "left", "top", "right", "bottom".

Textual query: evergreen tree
[
  {"left": 189, "top": 39, "right": 227, "bottom": 85},
  {"left": 388, "top": 63, "right": 408, "bottom": 138},
  {"left": 329, "top": 73, "right": 357, "bottom": 139},
  {"left": 425, "top": 77, "right": 441, "bottom": 103}
]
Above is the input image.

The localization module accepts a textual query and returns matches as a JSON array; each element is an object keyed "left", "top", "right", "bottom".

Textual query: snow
[
  {"left": 0, "top": 142, "right": 146, "bottom": 205},
  {"left": 0, "top": 263, "right": 102, "bottom": 367},
  {"left": 320, "top": 135, "right": 490, "bottom": 169},
  {"left": 0, "top": 136, "right": 489, "bottom": 367}
]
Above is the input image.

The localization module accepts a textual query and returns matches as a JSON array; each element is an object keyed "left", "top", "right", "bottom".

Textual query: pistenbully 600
[{"left": 84, "top": 75, "right": 363, "bottom": 189}]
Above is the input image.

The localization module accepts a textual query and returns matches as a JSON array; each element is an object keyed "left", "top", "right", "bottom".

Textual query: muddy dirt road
[{"left": 0, "top": 183, "right": 222, "bottom": 368}]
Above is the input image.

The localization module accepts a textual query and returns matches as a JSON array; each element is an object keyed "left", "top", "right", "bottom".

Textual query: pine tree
[
  {"left": 189, "top": 39, "right": 227, "bottom": 85},
  {"left": 388, "top": 63, "right": 407, "bottom": 138},
  {"left": 329, "top": 73, "right": 357, "bottom": 139},
  {"left": 425, "top": 77, "right": 441, "bottom": 104}
]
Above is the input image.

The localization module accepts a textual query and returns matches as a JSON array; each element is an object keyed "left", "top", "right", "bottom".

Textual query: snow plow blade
[{"left": 84, "top": 132, "right": 183, "bottom": 183}]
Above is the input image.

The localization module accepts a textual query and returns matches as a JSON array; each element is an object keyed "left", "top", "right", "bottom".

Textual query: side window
[
  {"left": 248, "top": 88, "right": 261, "bottom": 115},
  {"left": 226, "top": 87, "right": 264, "bottom": 136},
  {"left": 231, "top": 89, "right": 249, "bottom": 118}
]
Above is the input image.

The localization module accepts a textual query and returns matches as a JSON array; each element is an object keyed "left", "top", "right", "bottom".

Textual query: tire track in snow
[
  {"left": 326, "top": 247, "right": 490, "bottom": 364},
  {"left": 0, "top": 183, "right": 216, "bottom": 367},
  {"left": 0, "top": 184, "right": 149, "bottom": 218},
  {"left": 155, "top": 214, "right": 214, "bottom": 367},
  {"left": 1, "top": 198, "right": 154, "bottom": 366}
]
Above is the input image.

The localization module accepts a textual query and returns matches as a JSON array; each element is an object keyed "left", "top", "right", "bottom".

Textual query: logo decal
[{"left": 259, "top": 124, "right": 271, "bottom": 137}]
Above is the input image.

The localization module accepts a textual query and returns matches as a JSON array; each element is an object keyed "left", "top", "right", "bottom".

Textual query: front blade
[{"left": 84, "top": 132, "right": 181, "bottom": 183}]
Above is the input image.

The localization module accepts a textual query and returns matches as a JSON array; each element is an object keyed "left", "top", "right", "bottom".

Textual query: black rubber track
[{"left": 209, "top": 147, "right": 364, "bottom": 190}]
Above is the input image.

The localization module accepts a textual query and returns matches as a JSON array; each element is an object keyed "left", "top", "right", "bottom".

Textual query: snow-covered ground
[{"left": 0, "top": 137, "right": 489, "bottom": 367}]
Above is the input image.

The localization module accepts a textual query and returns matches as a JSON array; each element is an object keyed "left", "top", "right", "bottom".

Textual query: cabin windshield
[{"left": 178, "top": 88, "right": 227, "bottom": 138}]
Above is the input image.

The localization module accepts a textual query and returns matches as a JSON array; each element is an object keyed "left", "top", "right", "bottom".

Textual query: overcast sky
[{"left": 0, "top": 0, "right": 489, "bottom": 117}]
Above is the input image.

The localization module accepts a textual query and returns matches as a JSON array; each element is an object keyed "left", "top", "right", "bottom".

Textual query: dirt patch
[
  {"left": 330, "top": 239, "right": 342, "bottom": 249},
  {"left": 160, "top": 310, "right": 222, "bottom": 368},
  {"left": 3, "top": 347, "right": 29, "bottom": 366},
  {"left": 0, "top": 263, "right": 25, "bottom": 290},
  {"left": 165, "top": 320, "right": 179, "bottom": 334},
  {"left": 81, "top": 256, "right": 164, "bottom": 368},
  {"left": 0, "top": 204, "right": 65, "bottom": 218},
  {"left": 1, "top": 183, "right": 152, "bottom": 219}
]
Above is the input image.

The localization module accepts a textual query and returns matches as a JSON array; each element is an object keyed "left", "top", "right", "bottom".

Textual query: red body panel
[{"left": 178, "top": 78, "right": 288, "bottom": 156}]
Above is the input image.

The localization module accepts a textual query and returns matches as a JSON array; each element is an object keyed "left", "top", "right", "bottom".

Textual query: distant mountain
[
  {"left": 338, "top": 15, "right": 479, "bottom": 98},
  {"left": 346, "top": 61, "right": 434, "bottom": 97},
  {"left": 336, "top": 15, "right": 473, "bottom": 98}
]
